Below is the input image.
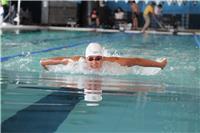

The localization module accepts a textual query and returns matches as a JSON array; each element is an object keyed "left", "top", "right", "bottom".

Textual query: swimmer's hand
[
  {"left": 61, "top": 58, "right": 68, "bottom": 65},
  {"left": 43, "top": 65, "right": 49, "bottom": 71},
  {"left": 61, "top": 58, "right": 74, "bottom": 65},
  {"left": 160, "top": 58, "right": 167, "bottom": 69},
  {"left": 40, "top": 60, "right": 49, "bottom": 71},
  {"left": 40, "top": 57, "right": 74, "bottom": 70}
]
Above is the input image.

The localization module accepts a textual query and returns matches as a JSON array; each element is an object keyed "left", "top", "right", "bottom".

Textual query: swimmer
[{"left": 40, "top": 42, "right": 167, "bottom": 71}]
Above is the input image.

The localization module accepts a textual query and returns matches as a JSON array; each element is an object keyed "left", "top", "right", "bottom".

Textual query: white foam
[
  {"left": 47, "top": 49, "right": 163, "bottom": 76},
  {"left": 47, "top": 60, "right": 161, "bottom": 76}
]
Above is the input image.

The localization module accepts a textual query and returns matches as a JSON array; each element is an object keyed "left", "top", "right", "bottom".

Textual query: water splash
[
  {"left": 44, "top": 48, "right": 162, "bottom": 76},
  {"left": 47, "top": 60, "right": 161, "bottom": 76}
]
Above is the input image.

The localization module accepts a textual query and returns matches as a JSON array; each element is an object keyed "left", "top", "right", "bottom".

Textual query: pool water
[{"left": 1, "top": 30, "right": 200, "bottom": 132}]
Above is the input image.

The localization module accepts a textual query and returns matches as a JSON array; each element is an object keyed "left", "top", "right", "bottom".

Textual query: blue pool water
[{"left": 1, "top": 30, "right": 200, "bottom": 132}]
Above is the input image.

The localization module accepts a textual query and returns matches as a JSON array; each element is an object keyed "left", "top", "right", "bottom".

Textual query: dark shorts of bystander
[{"left": 132, "top": 12, "right": 139, "bottom": 19}]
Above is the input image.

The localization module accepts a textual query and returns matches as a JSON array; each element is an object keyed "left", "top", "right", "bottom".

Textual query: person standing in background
[
  {"left": 155, "top": 4, "right": 163, "bottom": 21},
  {"left": 0, "top": 1, "right": 4, "bottom": 24},
  {"left": 154, "top": 4, "right": 163, "bottom": 29},
  {"left": 89, "top": 8, "right": 100, "bottom": 28},
  {"left": 114, "top": 7, "right": 125, "bottom": 29},
  {"left": 129, "top": 0, "right": 139, "bottom": 30},
  {"left": 1, "top": 0, "right": 8, "bottom": 21},
  {"left": 141, "top": 2, "right": 156, "bottom": 33}
]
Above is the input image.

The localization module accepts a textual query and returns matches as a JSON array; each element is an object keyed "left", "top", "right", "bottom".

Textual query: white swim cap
[
  {"left": 84, "top": 87, "right": 102, "bottom": 104},
  {"left": 84, "top": 93, "right": 102, "bottom": 102},
  {"left": 85, "top": 43, "right": 103, "bottom": 57}
]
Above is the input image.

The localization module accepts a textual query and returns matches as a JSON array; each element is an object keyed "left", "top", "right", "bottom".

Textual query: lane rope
[{"left": 1, "top": 33, "right": 122, "bottom": 62}]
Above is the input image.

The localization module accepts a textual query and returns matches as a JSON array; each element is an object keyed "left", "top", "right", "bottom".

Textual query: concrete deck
[{"left": 0, "top": 24, "right": 200, "bottom": 35}]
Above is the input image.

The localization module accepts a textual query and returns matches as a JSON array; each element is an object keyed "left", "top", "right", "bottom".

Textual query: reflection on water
[
  {"left": 1, "top": 71, "right": 200, "bottom": 132},
  {"left": 2, "top": 71, "right": 166, "bottom": 106},
  {"left": 1, "top": 30, "right": 200, "bottom": 132},
  {"left": 46, "top": 56, "right": 162, "bottom": 76},
  {"left": 40, "top": 73, "right": 165, "bottom": 106}
]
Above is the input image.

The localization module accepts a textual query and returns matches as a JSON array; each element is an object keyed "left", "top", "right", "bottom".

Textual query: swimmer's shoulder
[
  {"left": 45, "top": 56, "right": 66, "bottom": 60},
  {"left": 49, "top": 56, "right": 85, "bottom": 62},
  {"left": 70, "top": 56, "right": 85, "bottom": 61},
  {"left": 103, "top": 57, "right": 131, "bottom": 65},
  {"left": 103, "top": 57, "right": 121, "bottom": 62}
]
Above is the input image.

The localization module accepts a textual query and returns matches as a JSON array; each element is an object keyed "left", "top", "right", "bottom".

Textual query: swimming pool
[{"left": 1, "top": 30, "right": 200, "bottom": 132}]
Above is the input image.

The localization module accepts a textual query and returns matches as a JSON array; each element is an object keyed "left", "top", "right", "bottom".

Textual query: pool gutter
[{"left": 0, "top": 25, "right": 200, "bottom": 35}]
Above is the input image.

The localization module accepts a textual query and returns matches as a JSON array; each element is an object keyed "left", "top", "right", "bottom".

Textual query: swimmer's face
[
  {"left": 86, "top": 56, "right": 103, "bottom": 70},
  {"left": 85, "top": 79, "right": 102, "bottom": 90}
]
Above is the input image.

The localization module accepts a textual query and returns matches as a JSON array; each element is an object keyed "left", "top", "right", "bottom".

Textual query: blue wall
[{"left": 106, "top": 1, "right": 200, "bottom": 14}]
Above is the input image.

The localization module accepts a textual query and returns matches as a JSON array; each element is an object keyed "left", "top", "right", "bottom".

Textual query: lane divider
[
  {"left": 194, "top": 35, "right": 200, "bottom": 48},
  {"left": 0, "top": 41, "right": 88, "bottom": 62},
  {"left": 1, "top": 33, "right": 123, "bottom": 62}
]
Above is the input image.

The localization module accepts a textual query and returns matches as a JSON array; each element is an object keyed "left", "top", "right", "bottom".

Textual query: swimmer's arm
[
  {"left": 106, "top": 57, "right": 167, "bottom": 69},
  {"left": 125, "top": 58, "right": 167, "bottom": 69},
  {"left": 40, "top": 57, "right": 67, "bottom": 70},
  {"left": 40, "top": 56, "right": 82, "bottom": 70},
  {"left": 131, "top": 58, "right": 167, "bottom": 69}
]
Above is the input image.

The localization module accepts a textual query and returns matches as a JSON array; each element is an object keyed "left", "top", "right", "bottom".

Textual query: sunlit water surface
[{"left": 1, "top": 30, "right": 200, "bottom": 132}]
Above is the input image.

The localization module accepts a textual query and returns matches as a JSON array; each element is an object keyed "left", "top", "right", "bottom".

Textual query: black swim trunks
[{"left": 132, "top": 12, "right": 139, "bottom": 19}]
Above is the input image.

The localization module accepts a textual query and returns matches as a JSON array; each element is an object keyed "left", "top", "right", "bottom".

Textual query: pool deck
[{"left": 1, "top": 24, "right": 200, "bottom": 35}]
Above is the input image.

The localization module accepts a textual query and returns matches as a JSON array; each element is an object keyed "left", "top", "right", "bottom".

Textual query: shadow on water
[
  {"left": 1, "top": 71, "right": 200, "bottom": 132},
  {"left": 1, "top": 87, "right": 82, "bottom": 133}
]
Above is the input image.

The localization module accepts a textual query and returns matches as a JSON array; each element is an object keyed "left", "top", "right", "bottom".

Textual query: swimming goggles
[{"left": 87, "top": 56, "right": 103, "bottom": 61}]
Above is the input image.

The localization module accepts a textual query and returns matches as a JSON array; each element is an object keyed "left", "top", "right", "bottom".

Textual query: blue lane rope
[
  {"left": 0, "top": 41, "right": 88, "bottom": 62},
  {"left": 194, "top": 35, "right": 200, "bottom": 48},
  {"left": 0, "top": 33, "right": 122, "bottom": 62}
]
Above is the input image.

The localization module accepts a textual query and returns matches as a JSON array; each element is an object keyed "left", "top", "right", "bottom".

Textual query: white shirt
[
  {"left": 0, "top": 6, "right": 4, "bottom": 15},
  {"left": 0, "top": 6, "right": 4, "bottom": 24},
  {"left": 115, "top": 12, "right": 124, "bottom": 20},
  {"left": 155, "top": 6, "right": 162, "bottom": 16}
]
